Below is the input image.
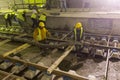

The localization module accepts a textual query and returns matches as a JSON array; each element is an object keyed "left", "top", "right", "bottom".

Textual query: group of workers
[
  {"left": 31, "top": 10, "right": 47, "bottom": 28},
  {"left": 4, "top": 10, "right": 84, "bottom": 55},
  {"left": 4, "top": 12, "right": 16, "bottom": 27},
  {"left": 4, "top": 9, "right": 47, "bottom": 33},
  {"left": 4, "top": 10, "right": 84, "bottom": 80}
]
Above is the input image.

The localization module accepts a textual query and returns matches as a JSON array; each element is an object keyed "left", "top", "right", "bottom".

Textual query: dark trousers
[
  {"left": 5, "top": 19, "right": 12, "bottom": 27},
  {"left": 60, "top": 0, "right": 67, "bottom": 12},
  {"left": 31, "top": 18, "right": 38, "bottom": 28}
]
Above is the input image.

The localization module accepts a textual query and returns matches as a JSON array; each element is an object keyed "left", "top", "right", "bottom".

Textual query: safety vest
[
  {"left": 74, "top": 27, "right": 83, "bottom": 41},
  {"left": 39, "top": 14, "right": 46, "bottom": 21},
  {"left": 16, "top": 12, "right": 24, "bottom": 21},
  {"left": 34, "top": 27, "right": 48, "bottom": 41},
  {"left": 31, "top": 13, "right": 37, "bottom": 19},
  {"left": 36, "top": 28, "right": 42, "bottom": 41},
  {"left": 42, "top": 28, "right": 48, "bottom": 40},
  {"left": 4, "top": 13, "right": 10, "bottom": 19}
]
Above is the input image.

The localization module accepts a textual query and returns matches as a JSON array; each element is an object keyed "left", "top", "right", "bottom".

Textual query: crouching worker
[
  {"left": 33, "top": 22, "right": 51, "bottom": 56},
  {"left": 74, "top": 22, "right": 84, "bottom": 56}
]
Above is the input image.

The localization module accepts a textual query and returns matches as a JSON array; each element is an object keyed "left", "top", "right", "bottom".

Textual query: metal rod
[{"left": 104, "top": 35, "right": 111, "bottom": 80}]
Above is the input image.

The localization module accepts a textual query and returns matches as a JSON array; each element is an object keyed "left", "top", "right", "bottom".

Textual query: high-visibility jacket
[
  {"left": 4, "top": 13, "right": 8, "bottom": 19},
  {"left": 33, "top": 27, "right": 48, "bottom": 41},
  {"left": 31, "top": 13, "right": 37, "bottom": 19},
  {"left": 16, "top": 12, "right": 24, "bottom": 21},
  {"left": 39, "top": 14, "right": 46, "bottom": 21},
  {"left": 4, "top": 13, "right": 10, "bottom": 19},
  {"left": 74, "top": 27, "right": 83, "bottom": 41}
]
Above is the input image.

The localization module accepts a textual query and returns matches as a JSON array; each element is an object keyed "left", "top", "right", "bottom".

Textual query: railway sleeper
[
  {"left": 110, "top": 49, "right": 120, "bottom": 59},
  {"left": 0, "top": 60, "right": 13, "bottom": 70},
  {"left": 94, "top": 49, "right": 106, "bottom": 58},
  {"left": 11, "top": 63, "right": 26, "bottom": 74},
  {"left": 24, "top": 66, "right": 41, "bottom": 79},
  {"left": 81, "top": 47, "right": 90, "bottom": 53}
]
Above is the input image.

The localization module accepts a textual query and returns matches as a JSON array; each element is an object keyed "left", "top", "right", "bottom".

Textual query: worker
[
  {"left": 74, "top": 22, "right": 84, "bottom": 56},
  {"left": 59, "top": 0, "right": 67, "bottom": 12},
  {"left": 39, "top": 13, "right": 47, "bottom": 26},
  {"left": 33, "top": 22, "right": 50, "bottom": 42},
  {"left": 74, "top": 22, "right": 83, "bottom": 41},
  {"left": 46, "top": 0, "right": 52, "bottom": 10},
  {"left": 31, "top": 10, "right": 38, "bottom": 28},
  {"left": 33, "top": 22, "right": 50, "bottom": 56},
  {"left": 4, "top": 13, "right": 12, "bottom": 27},
  {"left": 16, "top": 11, "right": 27, "bottom": 33},
  {"left": 10, "top": 11, "right": 17, "bottom": 22}
]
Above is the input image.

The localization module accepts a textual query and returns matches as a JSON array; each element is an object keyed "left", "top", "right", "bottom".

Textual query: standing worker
[
  {"left": 16, "top": 11, "right": 27, "bottom": 33},
  {"left": 46, "top": 0, "right": 52, "bottom": 10},
  {"left": 31, "top": 10, "right": 38, "bottom": 28},
  {"left": 59, "top": 0, "right": 67, "bottom": 12},
  {"left": 74, "top": 22, "right": 84, "bottom": 56},
  {"left": 4, "top": 13, "right": 12, "bottom": 27},
  {"left": 33, "top": 22, "right": 50, "bottom": 56},
  {"left": 39, "top": 13, "right": 47, "bottom": 26}
]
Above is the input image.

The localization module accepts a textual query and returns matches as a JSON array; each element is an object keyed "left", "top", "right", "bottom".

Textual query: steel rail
[{"left": 0, "top": 56, "right": 89, "bottom": 80}]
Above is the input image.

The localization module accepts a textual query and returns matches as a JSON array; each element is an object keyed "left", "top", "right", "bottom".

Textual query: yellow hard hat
[
  {"left": 39, "top": 22, "right": 45, "bottom": 27},
  {"left": 75, "top": 22, "right": 82, "bottom": 28}
]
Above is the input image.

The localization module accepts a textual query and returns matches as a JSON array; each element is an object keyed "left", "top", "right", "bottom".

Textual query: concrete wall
[
  {"left": 63, "top": 0, "right": 120, "bottom": 9},
  {"left": 46, "top": 16, "right": 119, "bottom": 35},
  {"left": 0, "top": 14, "right": 120, "bottom": 35}
]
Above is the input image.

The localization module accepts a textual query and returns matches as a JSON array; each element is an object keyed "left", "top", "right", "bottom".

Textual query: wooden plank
[
  {"left": 47, "top": 45, "right": 74, "bottom": 74},
  {"left": 0, "top": 39, "right": 11, "bottom": 46},
  {"left": 3, "top": 43, "right": 31, "bottom": 57},
  {"left": 2, "top": 56, "right": 88, "bottom": 80}
]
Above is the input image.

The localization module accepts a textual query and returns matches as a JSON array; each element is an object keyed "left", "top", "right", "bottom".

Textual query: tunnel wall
[
  {"left": 46, "top": 16, "right": 120, "bottom": 35},
  {"left": 0, "top": 14, "right": 120, "bottom": 35}
]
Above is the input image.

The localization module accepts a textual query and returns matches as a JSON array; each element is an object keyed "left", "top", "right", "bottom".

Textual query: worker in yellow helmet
[
  {"left": 74, "top": 22, "right": 84, "bottom": 57},
  {"left": 33, "top": 22, "right": 51, "bottom": 56},
  {"left": 74, "top": 22, "right": 83, "bottom": 41},
  {"left": 33, "top": 22, "right": 50, "bottom": 42}
]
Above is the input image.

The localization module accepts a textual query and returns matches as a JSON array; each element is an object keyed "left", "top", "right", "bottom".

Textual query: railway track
[
  {"left": 0, "top": 30, "right": 120, "bottom": 80},
  {"left": 0, "top": 31, "right": 88, "bottom": 80}
]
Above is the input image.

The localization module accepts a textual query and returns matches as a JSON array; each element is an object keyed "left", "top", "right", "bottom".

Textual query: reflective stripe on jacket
[{"left": 74, "top": 27, "right": 83, "bottom": 41}]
